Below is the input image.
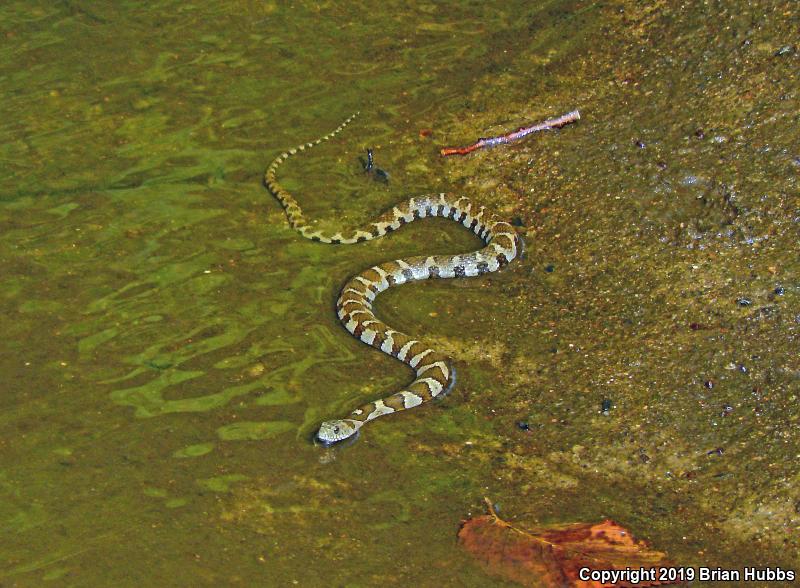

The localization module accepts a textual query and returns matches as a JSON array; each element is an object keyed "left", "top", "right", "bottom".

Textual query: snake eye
[{"left": 333, "top": 426, "right": 340, "bottom": 434}]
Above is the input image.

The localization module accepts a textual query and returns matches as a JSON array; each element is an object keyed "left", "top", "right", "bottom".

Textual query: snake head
[{"left": 315, "top": 419, "right": 362, "bottom": 446}]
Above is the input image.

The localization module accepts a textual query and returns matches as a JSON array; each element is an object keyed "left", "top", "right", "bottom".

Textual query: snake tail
[{"left": 265, "top": 114, "right": 522, "bottom": 445}]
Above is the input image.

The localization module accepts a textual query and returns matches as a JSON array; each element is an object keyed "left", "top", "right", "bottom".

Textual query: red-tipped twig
[{"left": 440, "top": 110, "right": 581, "bottom": 157}]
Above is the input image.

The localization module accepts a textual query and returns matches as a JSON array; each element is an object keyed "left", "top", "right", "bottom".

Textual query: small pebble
[
  {"left": 601, "top": 398, "right": 613, "bottom": 415},
  {"left": 721, "top": 404, "right": 733, "bottom": 417},
  {"left": 634, "top": 139, "right": 645, "bottom": 149},
  {"left": 774, "top": 286, "right": 784, "bottom": 296},
  {"left": 736, "top": 297, "right": 752, "bottom": 307},
  {"left": 707, "top": 447, "right": 724, "bottom": 456},
  {"left": 516, "top": 420, "right": 530, "bottom": 431},
  {"left": 544, "top": 264, "right": 555, "bottom": 273},
  {"left": 774, "top": 45, "right": 796, "bottom": 56},
  {"left": 704, "top": 380, "right": 714, "bottom": 389},
  {"left": 694, "top": 129, "right": 705, "bottom": 139}
]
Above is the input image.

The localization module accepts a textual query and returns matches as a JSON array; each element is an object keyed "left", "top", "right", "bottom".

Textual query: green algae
[
  {"left": 42, "top": 567, "right": 69, "bottom": 581},
  {"left": 77, "top": 327, "right": 119, "bottom": 355},
  {"left": 142, "top": 487, "right": 168, "bottom": 499},
  {"left": 198, "top": 474, "right": 249, "bottom": 493},
  {"left": 172, "top": 443, "right": 215, "bottom": 459},
  {"left": 44, "top": 202, "right": 79, "bottom": 218},
  {"left": 164, "top": 498, "right": 188, "bottom": 509},
  {"left": 17, "top": 299, "right": 64, "bottom": 314}
]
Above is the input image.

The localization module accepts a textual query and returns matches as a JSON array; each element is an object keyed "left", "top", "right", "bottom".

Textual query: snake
[{"left": 264, "top": 113, "right": 522, "bottom": 445}]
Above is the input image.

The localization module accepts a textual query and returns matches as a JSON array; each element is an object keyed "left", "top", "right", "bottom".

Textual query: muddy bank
[{"left": 423, "top": 0, "right": 799, "bottom": 571}]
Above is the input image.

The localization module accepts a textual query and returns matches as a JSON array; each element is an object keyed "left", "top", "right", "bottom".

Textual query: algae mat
[{"left": 1, "top": 0, "right": 798, "bottom": 586}]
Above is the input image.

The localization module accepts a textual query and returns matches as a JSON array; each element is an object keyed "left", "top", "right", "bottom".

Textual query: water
[{"left": 2, "top": 0, "right": 798, "bottom": 585}]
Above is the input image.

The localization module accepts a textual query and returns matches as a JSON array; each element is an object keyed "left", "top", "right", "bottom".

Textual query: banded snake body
[{"left": 265, "top": 114, "right": 523, "bottom": 445}]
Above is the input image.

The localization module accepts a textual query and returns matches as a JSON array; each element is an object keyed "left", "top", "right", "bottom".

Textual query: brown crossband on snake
[{"left": 264, "top": 113, "right": 523, "bottom": 445}]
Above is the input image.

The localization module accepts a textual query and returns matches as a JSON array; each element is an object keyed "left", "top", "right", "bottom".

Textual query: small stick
[{"left": 440, "top": 110, "right": 581, "bottom": 157}]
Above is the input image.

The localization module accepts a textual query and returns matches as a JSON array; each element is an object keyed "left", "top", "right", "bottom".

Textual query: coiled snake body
[{"left": 265, "top": 114, "right": 522, "bottom": 445}]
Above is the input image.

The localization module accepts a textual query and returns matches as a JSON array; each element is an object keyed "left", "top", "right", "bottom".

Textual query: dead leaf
[{"left": 458, "top": 498, "right": 684, "bottom": 587}]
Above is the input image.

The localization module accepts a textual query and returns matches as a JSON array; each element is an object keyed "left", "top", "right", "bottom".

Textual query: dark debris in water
[{"left": 773, "top": 45, "right": 796, "bottom": 57}]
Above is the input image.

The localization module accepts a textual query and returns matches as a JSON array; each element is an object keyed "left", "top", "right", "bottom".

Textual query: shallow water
[{"left": 2, "top": 0, "right": 798, "bottom": 586}]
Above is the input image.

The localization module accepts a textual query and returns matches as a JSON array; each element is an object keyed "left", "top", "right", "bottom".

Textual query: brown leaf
[{"left": 458, "top": 499, "right": 684, "bottom": 588}]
